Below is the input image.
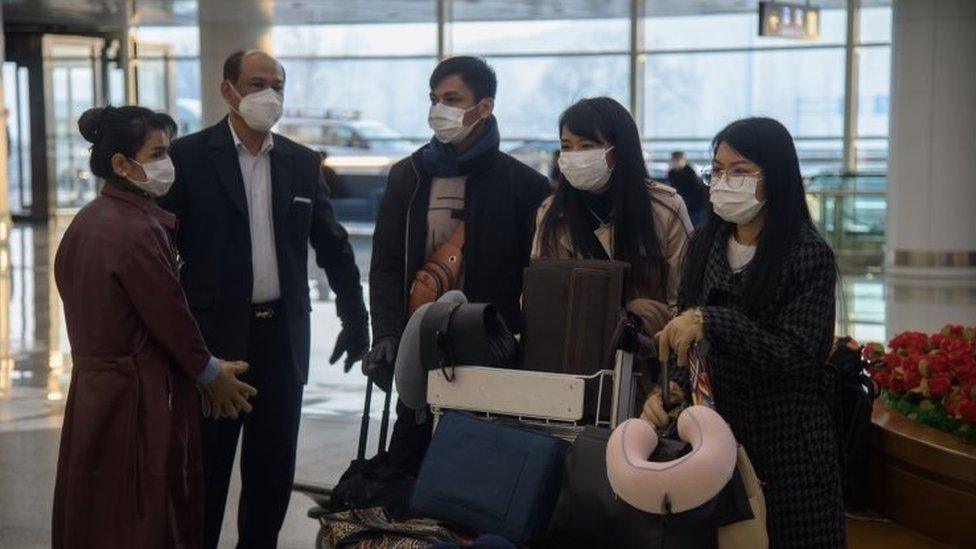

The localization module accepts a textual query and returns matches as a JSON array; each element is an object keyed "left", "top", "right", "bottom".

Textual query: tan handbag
[
  {"left": 407, "top": 223, "right": 464, "bottom": 317},
  {"left": 719, "top": 445, "right": 769, "bottom": 549}
]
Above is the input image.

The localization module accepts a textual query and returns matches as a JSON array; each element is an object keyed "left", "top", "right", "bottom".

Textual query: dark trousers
[
  {"left": 386, "top": 398, "right": 433, "bottom": 476},
  {"left": 202, "top": 306, "right": 304, "bottom": 549}
]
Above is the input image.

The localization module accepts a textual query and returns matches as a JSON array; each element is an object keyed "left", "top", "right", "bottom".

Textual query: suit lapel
[
  {"left": 207, "top": 119, "right": 248, "bottom": 216},
  {"left": 270, "top": 135, "right": 295, "bottom": 236}
]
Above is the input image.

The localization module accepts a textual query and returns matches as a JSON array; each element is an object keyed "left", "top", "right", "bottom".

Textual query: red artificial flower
[
  {"left": 939, "top": 338, "right": 969, "bottom": 359},
  {"left": 882, "top": 353, "right": 902, "bottom": 370},
  {"left": 863, "top": 342, "right": 886, "bottom": 361},
  {"left": 890, "top": 332, "right": 930, "bottom": 355},
  {"left": 945, "top": 387, "right": 965, "bottom": 416},
  {"left": 928, "top": 375, "right": 952, "bottom": 398},
  {"left": 941, "top": 324, "right": 966, "bottom": 339},
  {"left": 952, "top": 358, "right": 976, "bottom": 385},
  {"left": 930, "top": 333, "right": 949, "bottom": 350},
  {"left": 889, "top": 375, "right": 906, "bottom": 393},
  {"left": 959, "top": 399, "right": 976, "bottom": 424},
  {"left": 904, "top": 367, "right": 923, "bottom": 391},
  {"left": 920, "top": 354, "right": 951, "bottom": 377},
  {"left": 872, "top": 370, "right": 891, "bottom": 390}
]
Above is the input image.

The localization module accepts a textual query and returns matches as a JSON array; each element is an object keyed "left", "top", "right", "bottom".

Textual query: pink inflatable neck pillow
[{"left": 606, "top": 406, "right": 737, "bottom": 514}]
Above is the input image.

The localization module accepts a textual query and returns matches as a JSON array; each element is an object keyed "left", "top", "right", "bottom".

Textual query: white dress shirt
[{"left": 229, "top": 119, "right": 281, "bottom": 303}]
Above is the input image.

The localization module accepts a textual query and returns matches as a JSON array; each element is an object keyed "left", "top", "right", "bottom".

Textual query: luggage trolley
[{"left": 427, "top": 339, "right": 642, "bottom": 440}]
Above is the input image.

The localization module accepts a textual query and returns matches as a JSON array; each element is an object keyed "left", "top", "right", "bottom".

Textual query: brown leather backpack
[{"left": 407, "top": 223, "right": 465, "bottom": 317}]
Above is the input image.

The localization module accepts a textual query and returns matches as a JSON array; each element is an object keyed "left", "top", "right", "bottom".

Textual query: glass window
[
  {"left": 488, "top": 55, "right": 629, "bottom": 141},
  {"left": 452, "top": 18, "right": 629, "bottom": 55},
  {"left": 278, "top": 123, "right": 323, "bottom": 143},
  {"left": 855, "top": 137, "right": 888, "bottom": 172},
  {"left": 279, "top": 58, "right": 437, "bottom": 140},
  {"left": 131, "top": 26, "right": 201, "bottom": 134},
  {"left": 488, "top": 55, "right": 630, "bottom": 140},
  {"left": 324, "top": 125, "right": 355, "bottom": 147},
  {"left": 3, "top": 63, "right": 32, "bottom": 214},
  {"left": 172, "top": 59, "right": 202, "bottom": 135},
  {"left": 131, "top": 26, "right": 199, "bottom": 56},
  {"left": 134, "top": 58, "right": 168, "bottom": 111},
  {"left": 643, "top": 7, "right": 847, "bottom": 52},
  {"left": 859, "top": 5, "right": 893, "bottom": 43},
  {"left": 645, "top": 48, "right": 845, "bottom": 138},
  {"left": 857, "top": 46, "right": 890, "bottom": 137},
  {"left": 273, "top": 23, "right": 437, "bottom": 57},
  {"left": 645, "top": 47, "right": 845, "bottom": 173},
  {"left": 452, "top": 0, "right": 628, "bottom": 24}
]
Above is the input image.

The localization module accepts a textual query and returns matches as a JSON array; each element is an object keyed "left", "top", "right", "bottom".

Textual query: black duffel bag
[
  {"left": 547, "top": 424, "right": 755, "bottom": 549},
  {"left": 827, "top": 336, "right": 879, "bottom": 511},
  {"left": 545, "top": 426, "right": 669, "bottom": 548}
]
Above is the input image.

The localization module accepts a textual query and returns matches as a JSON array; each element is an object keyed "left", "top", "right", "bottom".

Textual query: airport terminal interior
[{"left": 0, "top": 0, "right": 974, "bottom": 547}]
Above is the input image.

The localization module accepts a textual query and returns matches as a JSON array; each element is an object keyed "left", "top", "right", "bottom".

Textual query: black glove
[
  {"left": 362, "top": 336, "right": 398, "bottom": 393},
  {"left": 330, "top": 322, "right": 370, "bottom": 373}
]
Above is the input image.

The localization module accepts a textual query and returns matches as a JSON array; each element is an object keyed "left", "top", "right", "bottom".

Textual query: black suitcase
[{"left": 303, "top": 379, "right": 407, "bottom": 517}]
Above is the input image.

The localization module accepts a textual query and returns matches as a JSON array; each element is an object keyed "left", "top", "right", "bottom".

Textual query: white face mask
[
  {"left": 127, "top": 157, "right": 176, "bottom": 197},
  {"left": 428, "top": 102, "right": 482, "bottom": 144},
  {"left": 709, "top": 174, "right": 766, "bottom": 224},
  {"left": 558, "top": 147, "right": 614, "bottom": 193},
  {"left": 229, "top": 84, "right": 283, "bottom": 132}
]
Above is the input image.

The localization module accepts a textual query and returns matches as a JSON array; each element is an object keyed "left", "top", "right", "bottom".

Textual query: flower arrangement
[{"left": 865, "top": 324, "right": 976, "bottom": 442}]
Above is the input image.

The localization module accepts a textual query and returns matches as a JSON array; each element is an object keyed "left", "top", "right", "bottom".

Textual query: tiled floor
[{"left": 0, "top": 219, "right": 973, "bottom": 547}]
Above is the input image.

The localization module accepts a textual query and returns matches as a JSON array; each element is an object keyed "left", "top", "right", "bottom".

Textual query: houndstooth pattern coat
[{"left": 678, "top": 223, "right": 845, "bottom": 548}]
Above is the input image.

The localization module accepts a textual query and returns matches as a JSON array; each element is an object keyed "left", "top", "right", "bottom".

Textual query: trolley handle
[{"left": 635, "top": 330, "right": 678, "bottom": 413}]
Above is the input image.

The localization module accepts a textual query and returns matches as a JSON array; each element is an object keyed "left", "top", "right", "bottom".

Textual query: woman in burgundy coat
[{"left": 52, "top": 106, "right": 257, "bottom": 548}]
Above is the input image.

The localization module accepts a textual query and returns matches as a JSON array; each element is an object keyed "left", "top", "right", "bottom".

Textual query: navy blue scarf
[{"left": 421, "top": 116, "right": 501, "bottom": 177}]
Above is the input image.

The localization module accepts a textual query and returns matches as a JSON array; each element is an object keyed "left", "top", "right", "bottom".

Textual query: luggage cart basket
[{"left": 427, "top": 343, "right": 642, "bottom": 440}]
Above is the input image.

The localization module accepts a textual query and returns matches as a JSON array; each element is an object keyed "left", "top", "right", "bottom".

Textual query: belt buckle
[{"left": 255, "top": 307, "right": 274, "bottom": 320}]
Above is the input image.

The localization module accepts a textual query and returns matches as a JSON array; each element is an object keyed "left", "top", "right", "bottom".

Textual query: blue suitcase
[{"left": 409, "top": 411, "right": 569, "bottom": 544}]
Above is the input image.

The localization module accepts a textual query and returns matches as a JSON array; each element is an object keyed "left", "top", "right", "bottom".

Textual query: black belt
[{"left": 252, "top": 300, "right": 281, "bottom": 320}]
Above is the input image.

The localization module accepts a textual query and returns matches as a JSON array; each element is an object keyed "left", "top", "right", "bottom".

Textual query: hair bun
[{"left": 78, "top": 107, "right": 107, "bottom": 143}]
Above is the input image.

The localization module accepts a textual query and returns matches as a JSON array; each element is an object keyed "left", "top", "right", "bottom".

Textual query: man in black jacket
[
  {"left": 365, "top": 56, "right": 550, "bottom": 474},
  {"left": 161, "top": 50, "right": 368, "bottom": 548}
]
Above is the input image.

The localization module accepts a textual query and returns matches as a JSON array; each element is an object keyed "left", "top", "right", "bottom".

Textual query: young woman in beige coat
[
  {"left": 532, "top": 97, "right": 692, "bottom": 334},
  {"left": 532, "top": 97, "right": 692, "bottom": 418}
]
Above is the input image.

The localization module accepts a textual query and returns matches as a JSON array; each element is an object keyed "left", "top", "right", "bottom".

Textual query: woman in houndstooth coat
[{"left": 657, "top": 117, "right": 845, "bottom": 548}]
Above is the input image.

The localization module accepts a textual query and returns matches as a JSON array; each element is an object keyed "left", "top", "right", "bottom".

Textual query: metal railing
[{"left": 806, "top": 172, "right": 886, "bottom": 265}]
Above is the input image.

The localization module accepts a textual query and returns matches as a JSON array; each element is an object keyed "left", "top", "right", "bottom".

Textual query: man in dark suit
[{"left": 161, "top": 50, "right": 369, "bottom": 548}]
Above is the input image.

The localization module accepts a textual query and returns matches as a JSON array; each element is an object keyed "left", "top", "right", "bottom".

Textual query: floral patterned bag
[{"left": 317, "top": 507, "right": 459, "bottom": 549}]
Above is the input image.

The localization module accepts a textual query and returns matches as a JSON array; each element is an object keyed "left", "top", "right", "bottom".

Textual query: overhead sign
[{"left": 759, "top": 2, "right": 821, "bottom": 40}]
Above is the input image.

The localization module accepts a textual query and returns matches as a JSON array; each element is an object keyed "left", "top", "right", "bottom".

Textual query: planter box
[{"left": 869, "top": 401, "right": 976, "bottom": 547}]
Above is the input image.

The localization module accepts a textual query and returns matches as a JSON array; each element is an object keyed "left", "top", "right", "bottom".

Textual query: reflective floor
[{"left": 0, "top": 219, "right": 972, "bottom": 547}]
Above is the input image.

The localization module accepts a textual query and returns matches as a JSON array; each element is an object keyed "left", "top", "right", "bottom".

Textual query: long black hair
[
  {"left": 538, "top": 97, "right": 666, "bottom": 298},
  {"left": 78, "top": 105, "right": 177, "bottom": 180},
  {"left": 681, "top": 117, "right": 814, "bottom": 316}
]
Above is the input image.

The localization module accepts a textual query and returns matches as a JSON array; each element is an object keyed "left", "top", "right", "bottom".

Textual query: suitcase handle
[{"left": 356, "top": 378, "right": 395, "bottom": 461}]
